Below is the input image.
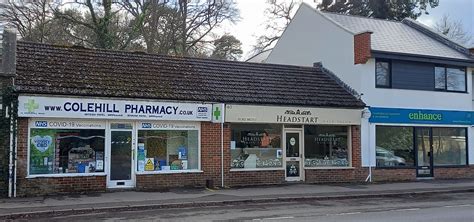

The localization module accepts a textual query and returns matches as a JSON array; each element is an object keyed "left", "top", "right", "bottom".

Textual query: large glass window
[
  {"left": 137, "top": 130, "right": 199, "bottom": 172},
  {"left": 230, "top": 124, "right": 282, "bottom": 169},
  {"left": 304, "top": 126, "right": 349, "bottom": 167},
  {"left": 29, "top": 129, "right": 105, "bottom": 175},
  {"left": 435, "top": 66, "right": 466, "bottom": 92},
  {"left": 432, "top": 128, "right": 467, "bottom": 166},
  {"left": 376, "top": 60, "right": 391, "bottom": 87},
  {"left": 376, "top": 126, "right": 414, "bottom": 167}
]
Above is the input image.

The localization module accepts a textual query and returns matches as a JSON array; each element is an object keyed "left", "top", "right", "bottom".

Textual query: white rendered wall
[{"left": 266, "top": 4, "right": 362, "bottom": 92}]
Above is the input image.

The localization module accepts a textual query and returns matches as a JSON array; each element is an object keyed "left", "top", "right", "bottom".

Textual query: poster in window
[{"left": 30, "top": 129, "right": 55, "bottom": 174}]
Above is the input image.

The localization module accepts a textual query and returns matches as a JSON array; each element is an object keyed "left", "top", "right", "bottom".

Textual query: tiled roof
[
  {"left": 322, "top": 12, "right": 473, "bottom": 61},
  {"left": 14, "top": 41, "right": 365, "bottom": 108}
]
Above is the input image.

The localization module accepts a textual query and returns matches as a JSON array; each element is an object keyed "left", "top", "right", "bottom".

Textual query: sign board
[
  {"left": 225, "top": 105, "right": 361, "bottom": 125},
  {"left": 19, "top": 96, "right": 212, "bottom": 121},
  {"left": 29, "top": 119, "right": 106, "bottom": 129},
  {"left": 369, "top": 107, "right": 473, "bottom": 125},
  {"left": 145, "top": 158, "right": 155, "bottom": 171},
  {"left": 212, "top": 103, "right": 225, "bottom": 123},
  {"left": 138, "top": 121, "right": 200, "bottom": 130}
]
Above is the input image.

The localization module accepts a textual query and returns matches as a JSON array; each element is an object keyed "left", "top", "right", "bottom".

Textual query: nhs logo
[
  {"left": 141, "top": 123, "right": 152, "bottom": 129},
  {"left": 197, "top": 107, "right": 208, "bottom": 112},
  {"left": 35, "top": 121, "right": 48, "bottom": 127}
]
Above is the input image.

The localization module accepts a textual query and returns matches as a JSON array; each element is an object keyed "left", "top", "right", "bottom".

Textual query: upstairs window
[
  {"left": 375, "top": 60, "right": 391, "bottom": 88},
  {"left": 435, "top": 66, "right": 466, "bottom": 92}
]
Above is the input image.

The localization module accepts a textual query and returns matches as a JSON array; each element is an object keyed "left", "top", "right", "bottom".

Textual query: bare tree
[
  {"left": 0, "top": 0, "right": 58, "bottom": 42},
  {"left": 434, "top": 14, "right": 473, "bottom": 46},
  {"left": 121, "top": 0, "right": 239, "bottom": 55},
  {"left": 252, "top": 0, "right": 300, "bottom": 55}
]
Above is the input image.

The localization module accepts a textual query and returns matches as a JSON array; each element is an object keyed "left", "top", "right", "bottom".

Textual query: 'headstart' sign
[{"left": 18, "top": 96, "right": 212, "bottom": 121}]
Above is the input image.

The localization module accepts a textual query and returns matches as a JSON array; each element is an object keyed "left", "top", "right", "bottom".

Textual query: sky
[{"left": 225, "top": 0, "right": 474, "bottom": 59}]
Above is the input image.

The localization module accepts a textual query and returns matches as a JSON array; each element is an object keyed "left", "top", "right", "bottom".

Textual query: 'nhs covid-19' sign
[{"left": 18, "top": 96, "right": 212, "bottom": 121}]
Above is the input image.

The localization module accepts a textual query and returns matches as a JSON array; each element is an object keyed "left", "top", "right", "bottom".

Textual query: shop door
[
  {"left": 415, "top": 127, "right": 434, "bottom": 178},
  {"left": 284, "top": 130, "right": 303, "bottom": 182},
  {"left": 107, "top": 123, "right": 135, "bottom": 188}
]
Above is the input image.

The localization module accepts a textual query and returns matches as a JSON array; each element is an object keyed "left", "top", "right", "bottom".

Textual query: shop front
[
  {"left": 369, "top": 107, "right": 474, "bottom": 180},
  {"left": 17, "top": 95, "right": 212, "bottom": 195},
  {"left": 225, "top": 104, "right": 365, "bottom": 185}
]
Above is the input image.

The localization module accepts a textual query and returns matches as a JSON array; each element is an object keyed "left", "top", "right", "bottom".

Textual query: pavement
[{"left": 1, "top": 179, "right": 474, "bottom": 220}]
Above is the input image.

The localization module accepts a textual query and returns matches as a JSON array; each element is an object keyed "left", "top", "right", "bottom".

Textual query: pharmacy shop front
[
  {"left": 225, "top": 105, "right": 365, "bottom": 186},
  {"left": 16, "top": 96, "right": 216, "bottom": 196}
]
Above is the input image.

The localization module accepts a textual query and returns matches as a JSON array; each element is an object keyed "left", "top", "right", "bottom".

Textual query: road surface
[{"left": 30, "top": 192, "right": 474, "bottom": 221}]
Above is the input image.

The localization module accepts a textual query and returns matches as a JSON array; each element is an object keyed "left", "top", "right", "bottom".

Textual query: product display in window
[
  {"left": 230, "top": 124, "right": 282, "bottom": 169},
  {"left": 137, "top": 130, "right": 198, "bottom": 172},
  {"left": 29, "top": 129, "right": 105, "bottom": 175},
  {"left": 304, "top": 126, "right": 349, "bottom": 167}
]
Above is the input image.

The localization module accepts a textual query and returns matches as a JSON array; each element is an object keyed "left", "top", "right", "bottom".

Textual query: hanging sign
[{"left": 18, "top": 96, "right": 212, "bottom": 121}]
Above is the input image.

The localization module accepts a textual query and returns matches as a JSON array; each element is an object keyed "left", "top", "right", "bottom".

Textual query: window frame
[
  {"left": 433, "top": 65, "right": 467, "bottom": 93},
  {"left": 135, "top": 122, "right": 202, "bottom": 175},
  {"left": 375, "top": 124, "right": 469, "bottom": 169},
  {"left": 432, "top": 127, "right": 469, "bottom": 167},
  {"left": 303, "top": 125, "right": 353, "bottom": 169},
  {"left": 375, "top": 125, "right": 416, "bottom": 169},
  {"left": 229, "top": 124, "right": 284, "bottom": 171},
  {"left": 375, "top": 59, "right": 392, "bottom": 88},
  {"left": 27, "top": 119, "right": 107, "bottom": 178}
]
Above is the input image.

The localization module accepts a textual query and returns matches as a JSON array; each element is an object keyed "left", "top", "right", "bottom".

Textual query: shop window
[
  {"left": 137, "top": 130, "right": 199, "bottom": 172},
  {"left": 304, "top": 126, "right": 350, "bottom": 167},
  {"left": 29, "top": 129, "right": 105, "bottom": 175},
  {"left": 432, "top": 128, "right": 467, "bottom": 166},
  {"left": 375, "top": 60, "right": 391, "bottom": 88},
  {"left": 375, "top": 126, "right": 414, "bottom": 167},
  {"left": 230, "top": 124, "right": 282, "bottom": 169}
]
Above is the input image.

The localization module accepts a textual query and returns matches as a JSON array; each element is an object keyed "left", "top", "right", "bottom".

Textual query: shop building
[
  {"left": 250, "top": 3, "right": 474, "bottom": 181},
  {"left": 0, "top": 32, "right": 366, "bottom": 197}
]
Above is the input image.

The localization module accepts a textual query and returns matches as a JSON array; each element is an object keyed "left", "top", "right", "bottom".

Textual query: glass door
[
  {"left": 107, "top": 123, "right": 135, "bottom": 188},
  {"left": 284, "top": 131, "right": 303, "bottom": 182},
  {"left": 415, "top": 127, "right": 434, "bottom": 178}
]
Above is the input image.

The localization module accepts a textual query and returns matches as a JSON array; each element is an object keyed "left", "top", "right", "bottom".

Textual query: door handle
[{"left": 132, "top": 148, "right": 135, "bottom": 160}]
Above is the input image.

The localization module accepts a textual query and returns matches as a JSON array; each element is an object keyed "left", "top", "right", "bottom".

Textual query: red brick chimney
[{"left": 354, "top": 31, "right": 373, "bottom": 64}]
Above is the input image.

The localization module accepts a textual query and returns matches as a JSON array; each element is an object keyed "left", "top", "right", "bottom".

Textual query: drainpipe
[
  {"left": 13, "top": 112, "right": 17, "bottom": 197},
  {"left": 7, "top": 105, "right": 13, "bottom": 197},
  {"left": 362, "top": 107, "right": 372, "bottom": 182}
]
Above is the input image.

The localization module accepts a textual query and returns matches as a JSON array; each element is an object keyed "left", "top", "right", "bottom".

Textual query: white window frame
[
  {"left": 26, "top": 118, "right": 107, "bottom": 178},
  {"left": 303, "top": 125, "right": 353, "bottom": 170},
  {"left": 135, "top": 121, "right": 202, "bottom": 175}
]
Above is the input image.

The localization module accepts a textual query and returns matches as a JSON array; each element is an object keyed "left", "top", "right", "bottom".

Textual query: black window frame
[
  {"left": 375, "top": 125, "right": 469, "bottom": 169},
  {"left": 375, "top": 59, "right": 392, "bottom": 88},
  {"left": 433, "top": 65, "right": 467, "bottom": 93}
]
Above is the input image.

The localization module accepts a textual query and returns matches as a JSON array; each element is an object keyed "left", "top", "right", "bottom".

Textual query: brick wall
[
  {"left": 354, "top": 32, "right": 372, "bottom": 64},
  {"left": 371, "top": 166, "right": 474, "bottom": 182}
]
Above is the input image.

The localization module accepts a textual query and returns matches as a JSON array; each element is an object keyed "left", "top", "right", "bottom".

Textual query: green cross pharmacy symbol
[
  {"left": 213, "top": 106, "right": 221, "bottom": 121},
  {"left": 25, "top": 99, "right": 39, "bottom": 112}
]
